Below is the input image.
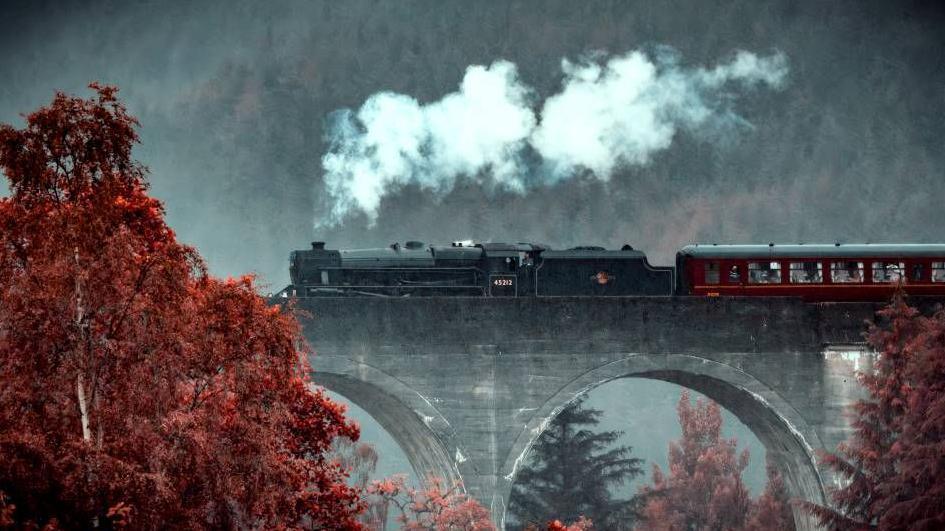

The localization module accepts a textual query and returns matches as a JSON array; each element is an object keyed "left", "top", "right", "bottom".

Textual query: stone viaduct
[{"left": 295, "top": 296, "right": 884, "bottom": 530}]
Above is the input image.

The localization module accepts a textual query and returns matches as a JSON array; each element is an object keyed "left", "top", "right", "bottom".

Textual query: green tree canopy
[{"left": 508, "top": 395, "right": 643, "bottom": 530}]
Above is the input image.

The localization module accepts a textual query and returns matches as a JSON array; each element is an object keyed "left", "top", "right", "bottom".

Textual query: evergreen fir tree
[
  {"left": 807, "top": 296, "right": 945, "bottom": 529},
  {"left": 508, "top": 395, "right": 644, "bottom": 530}
]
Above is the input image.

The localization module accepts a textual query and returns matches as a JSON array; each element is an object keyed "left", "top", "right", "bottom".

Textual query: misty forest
[{"left": 2, "top": 1, "right": 945, "bottom": 530}]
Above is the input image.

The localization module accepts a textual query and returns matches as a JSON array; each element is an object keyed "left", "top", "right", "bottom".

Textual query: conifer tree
[
  {"left": 808, "top": 296, "right": 945, "bottom": 530},
  {"left": 508, "top": 395, "right": 643, "bottom": 530}
]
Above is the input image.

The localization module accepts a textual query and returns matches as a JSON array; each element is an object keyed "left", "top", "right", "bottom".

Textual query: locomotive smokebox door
[{"left": 490, "top": 275, "right": 517, "bottom": 296}]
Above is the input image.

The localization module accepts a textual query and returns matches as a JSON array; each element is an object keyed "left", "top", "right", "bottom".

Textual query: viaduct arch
[
  {"left": 501, "top": 354, "right": 826, "bottom": 530},
  {"left": 295, "top": 296, "right": 880, "bottom": 529},
  {"left": 310, "top": 359, "right": 462, "bottom": 488}
]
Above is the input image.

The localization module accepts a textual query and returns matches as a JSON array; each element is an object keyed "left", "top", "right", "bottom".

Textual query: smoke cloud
[{"left": 321, "top": 48, "right": 787, "bottom": 224}]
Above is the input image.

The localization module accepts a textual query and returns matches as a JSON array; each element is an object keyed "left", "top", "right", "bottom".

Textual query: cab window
[{"left": 748, "top": 262, "right": 781, "bottom": 284}]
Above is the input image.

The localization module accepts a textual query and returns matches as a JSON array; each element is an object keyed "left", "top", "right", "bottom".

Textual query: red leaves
[
  {"left": 541, "top": 516, "right": 594, "bottom": 530},
  {"left": 745, "top": 466, "right": 794, "bottom": 531},
  {"left": 364, "top": 475, "right": 495, "bottom": 530},
  {"left": 0, "top": 492, "right": 13, "bottom": 528},
  {"left": 0, "top": 86, "right": 362, "bottom": 529},
  {"left": 636, "top": 392, "right": 794, "bottom": 531},
  {"left": 808, "top": 297, "right": 945, "bottom": 530}
]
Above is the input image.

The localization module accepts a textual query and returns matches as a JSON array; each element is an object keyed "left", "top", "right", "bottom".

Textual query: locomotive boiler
[{"left": 287, "top": 240, "right": 675, "bottom": 297}]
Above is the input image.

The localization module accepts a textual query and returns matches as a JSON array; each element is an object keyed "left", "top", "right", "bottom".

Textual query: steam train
[{"left": 285, "top": 240, "right": 945, "bottom": 302}]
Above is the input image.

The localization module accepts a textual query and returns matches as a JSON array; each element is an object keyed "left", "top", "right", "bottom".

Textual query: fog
[
  {"left": 2, "top": 0, "right": 942, "bottom": 518},
  {"left": 3, "top": 0, "right": 943, "bottom": 288}
]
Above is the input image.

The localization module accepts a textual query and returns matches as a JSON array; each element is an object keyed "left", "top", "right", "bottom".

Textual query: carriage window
[
  {"left": 727, "top": 265, "right": 741, "bottom": 283},
  {"left": 704, "top": 262, "right": 720, "bottom": 284},
  {"left": 872, "top": 262, "right": 905, "bottom": 283},
  {"left": 933, "top": 262, "right": 945, "bottom": 283},
  {"left": 911, "top": 263, "right": 925, "bottom": 282},
  {"left": 748, "top": 262, "right": 781, "bottom": 284},
  {"left": 831, "top": 261, "right": 864, "bottom": 283},
  {"left": 789, "top": 262, "right": 823, "bottom": 283}
]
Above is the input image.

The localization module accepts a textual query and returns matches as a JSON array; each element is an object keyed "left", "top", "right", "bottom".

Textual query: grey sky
[
  {"left": 1, "top": 1, "right": 939, "bottom": 511},
  {"left": 2, "top": 0, "right": 943, "bottom": 288}
]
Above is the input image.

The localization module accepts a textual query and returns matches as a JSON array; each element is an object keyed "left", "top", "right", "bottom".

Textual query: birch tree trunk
[
  {"left": 77, "top": 374, "right": 91, "bottom": 442},
  {"left": 75, "top": 247, "right": 91, "bottom": 443},
  {"left": 74, "top": 247, "right": 98, "bottom": 528}
]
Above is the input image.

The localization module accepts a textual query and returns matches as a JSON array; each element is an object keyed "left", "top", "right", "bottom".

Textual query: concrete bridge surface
[{"left": 295, "top": 296, "right": 884, "bottom": 530}]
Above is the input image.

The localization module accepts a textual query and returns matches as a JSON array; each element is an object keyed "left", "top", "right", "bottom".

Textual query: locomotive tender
[{"left": 286, "top": 241, "right": 945, "bottom": 302}]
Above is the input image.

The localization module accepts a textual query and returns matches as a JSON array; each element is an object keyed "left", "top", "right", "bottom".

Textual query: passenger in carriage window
[
  {"left": 872, "top": 261, "right": 905, "bottom": 283},
  {"left": 790, "top": 262, "right": 823, "bottom": 283},
  {"left": 831, "top": 261, "right": 864, "bottom": 283},
  {"left": 849, "top": 264, "right": 862, "bottom": 282},
  {"left": 933, "top": 262, "right": 945, "bottom": 283},
  {"left": 729, "top": 265, "right": 740, "bottom": 282},
  {"left": 748, "top": 262, "right": 780, "bottom": 283},
  {"left": 887, "top": 263, "right": 903, "bottom": 282}
]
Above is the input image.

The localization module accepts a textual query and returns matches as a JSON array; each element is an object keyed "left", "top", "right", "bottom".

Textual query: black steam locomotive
[{"left": 286, "top": 240, "right": 674, "bottom": 297}]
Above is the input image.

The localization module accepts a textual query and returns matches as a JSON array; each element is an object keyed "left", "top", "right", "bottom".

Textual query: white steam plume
[{"left": 321, "top": 48, "right": 787, "bottom": 224}]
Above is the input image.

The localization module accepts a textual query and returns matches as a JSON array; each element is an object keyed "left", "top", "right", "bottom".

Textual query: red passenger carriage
[{"left": 677, "top": 244, "right": 945, "bottom": 302}]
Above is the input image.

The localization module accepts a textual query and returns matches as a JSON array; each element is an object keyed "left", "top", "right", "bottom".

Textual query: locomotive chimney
[{"left": 311, "top": 241, "right": 325, "bottom": 250}]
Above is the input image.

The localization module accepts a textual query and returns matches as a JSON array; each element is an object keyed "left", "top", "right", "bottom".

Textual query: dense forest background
[
  {"left": 2, "top": 0, "right": 944, "bottom": 289},
  {"left": 2, "top": 1, "right": 941, "bottom": 522}
]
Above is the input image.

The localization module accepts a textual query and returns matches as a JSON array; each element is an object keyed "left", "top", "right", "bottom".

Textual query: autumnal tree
[
  {"left": 0, "top": 85, "right": 362, "bottom": 528},
  {"left": 330, "top": 436, "right": 391, "bottom": 529},
  {"left": 0, "top": 492, "right": 12, "bottom": 528},
  {"left": 636, "top": 391, "right": 795, "bottom": 531},
  {"left": 331, "top": 437, "right": 381, "bottom": 491},
  {"left": 364, "top": 475, "right": 495, "bottom": 531},
  {"left": 745, "top": 464, "right": 794, "bottom": 531},
  {"left": 508, "top": 395, "right": 643, "bottom": 530},
  {"left": 807, "top": 297, "right": 945, "bottom": 530},
  {"left": 526, "top": 516, "right": 593, "bottom": 531}
]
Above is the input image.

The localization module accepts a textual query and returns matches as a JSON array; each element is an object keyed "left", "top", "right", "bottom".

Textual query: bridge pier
[{"left": 298, "top": 296, "right": 878, "bottom": 529}]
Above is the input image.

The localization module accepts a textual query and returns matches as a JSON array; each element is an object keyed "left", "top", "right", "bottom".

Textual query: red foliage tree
[
  {"left": 636, "top": 391, "right": 794, "bottom": 531},
  {"left": 364, "top": 475, "right": 495, "bottom": 531},
  {"left": 535, "top": 516, "right": 593, "bottom": 531},
  {"left": 745, "top": 465, "right": 794, "bottom": 531},
  {"left": 808, "top": 297, "right": 945, "bottom": 530},
  {"left": 0, "top": 85, "right": 362, "bottom": 528},
  {"left": 330, "top": 437, "right": 387, "bottom": 528},
  {"left": 636, "top": 391, "right": 753, "bottom": 531}
]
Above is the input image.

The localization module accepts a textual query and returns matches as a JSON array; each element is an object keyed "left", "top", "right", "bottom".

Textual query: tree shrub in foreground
[{"left": 0, "top": 85, "right": 362, "bottom": 529}]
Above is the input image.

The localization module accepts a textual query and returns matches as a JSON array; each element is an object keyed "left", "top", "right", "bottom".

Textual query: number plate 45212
[{"left": 490, "top": 276, "right": 516, "bottom": 296}]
